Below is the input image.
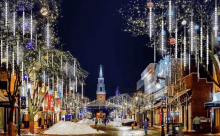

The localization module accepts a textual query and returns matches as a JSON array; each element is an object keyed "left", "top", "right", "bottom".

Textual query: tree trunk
[
  {"left": 8, "top": 107, "right": 14, "bottom": 136},
  {"left": 29, "top": 113, "right": 35, "bottom": 134}
]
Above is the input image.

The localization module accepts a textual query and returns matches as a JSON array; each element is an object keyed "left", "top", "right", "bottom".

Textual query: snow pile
[
  {"left": 43, "top": 121, "right": 105, "bottom": 135},
  {"left": 122, "top": 119, "right": 134, "bottom": 123},
  {"left": 77, "top": 118, "right": 94, "bottom": 125},
  {"left": 113, "top": 118, "right": 122, "bottom": 127}
]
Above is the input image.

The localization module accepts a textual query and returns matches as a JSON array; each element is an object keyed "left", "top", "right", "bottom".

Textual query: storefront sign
[
  {"left": 50, "top": 95, "right": 54, "bottom": 111},
  {"left": 44, "top": 93, "right": 49, "bottom": 111},
  {"left": 21, "top": 96, "right": 26, "bottom": 109},
  {"left": 56, "top": 98, "right": 61, "bottom": 112}
]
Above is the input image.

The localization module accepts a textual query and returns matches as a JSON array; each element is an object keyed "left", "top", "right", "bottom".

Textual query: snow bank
[
  {"left": 77, "top": 118, "right": 94, "bottom": 125},
  {"left": 43, "top": 121, "right": 105, "bottom": 135},
  {"left": 122, "top": 119, "right": 134, "bottom": 123}
]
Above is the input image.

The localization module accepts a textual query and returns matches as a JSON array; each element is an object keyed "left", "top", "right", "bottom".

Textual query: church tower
[{"left": 96, "top": 65, "right": 106, "bottom": 101}]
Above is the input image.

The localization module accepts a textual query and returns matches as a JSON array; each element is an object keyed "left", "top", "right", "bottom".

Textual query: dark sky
[{"left": 58, "top": 0, "right": 158, "bottom": 100}]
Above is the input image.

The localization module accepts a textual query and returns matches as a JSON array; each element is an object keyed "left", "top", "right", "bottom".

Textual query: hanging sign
[
  {"left": 50, "top": 95, "right": 54, "bottom": 111},
  {"left": 21, "top": 96, "right": 26, "bottom": 109},
  {"left": 44, "top": 92, "right": 49, "bottom": 111},
  {"left": 56, "top": 98, "right": 61, "bottom": 112}
]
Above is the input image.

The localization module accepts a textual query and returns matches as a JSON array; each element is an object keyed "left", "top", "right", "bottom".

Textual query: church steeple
[
  {"left": 97, "top": 65, "right": 106, "bottom": 101},
  {"left": 99, "top": 65, "right": 103, "bottom": 78}
]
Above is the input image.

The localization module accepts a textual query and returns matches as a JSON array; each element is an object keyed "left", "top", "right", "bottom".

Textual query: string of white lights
[
  {"left": 74, "top": 60, "right": 76, "bottom": 77},
  {"left": 184, "top": 27, "right": 186, "bottom": 70},
  {"left": 82, "top": 83, "right": 83, "bottom": 99},
  {"left": 31, "top": 13, "right": 33, "bottom": 40},
  {"left": 13, "top": 12, "right": 16, "bottom": 37},
  {"left": 169, "top": 1, "right": 171, "bottom": 32},
  {"left": 12, "top": 52, "right": 14, "bottom": 76},
  {"left": 22, "top": 61, "right": 24, "bottom": 95},
  {"left": 44, "top": 71, "right": 45, "bottom": 86},
  {"left": 162, "top": 19, "right": 164, "bottom": 52},
  {"left": 34, "top": 67, "right": 35, "bottom": 89},
  {"left": 215, "top": 0, "right": 218, "bottom": 37},
  {"left": 23, "top": 10, "right": 25, "bottom": 36},
  {"left": 47, "top": 23, "right": 49, "bottom": 47},
  {"left": 6, "top": 40, "right": 8, "bottom": 70},
  {"left": 175, "top": 28, "right": 177, "bottom": 59},
  {"left": 57, "top": 76, "right": 59, "bottom": 94},
  {"left": 200, "top": 13, "right": 203, "bottom": 60},
  {"left": 207, "top": 28, "right": 209, "bottom": 69},
  {"left": 47, "top": 51, "right": 48, "bottom": 65},
  {"left": 76, "top": 76, "right": 77, "bottom": 93},
  {"left": 61, "top": 56, "right": 62, "bottom": 71},
  {"left": 149, "top": 7, "right": 152, "bottom": 39},
  {"left": 52, "top": 52, "right": 53, "bottom": 67},
  {"left": 191, "top": 21, "right": 193, "bottom": 52},
  {"left": 1, "top": 40, "right": 2, "bottom": 67},
  {"left": 5, "top": 2, "right": 7, "bottom": 27}
]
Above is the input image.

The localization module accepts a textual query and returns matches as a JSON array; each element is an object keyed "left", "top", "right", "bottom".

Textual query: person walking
[
  {"left": 104, "top": 117, "right": 107, "bottom": 127},
  {"left": 193, "top": 116, "right": 201, "bottom": 133},
  {"left": 143, "top": 118, "right": 149, "bottom": 134},
  {"left": 95, "top": 117, "right": 98, "bottom": 128}
]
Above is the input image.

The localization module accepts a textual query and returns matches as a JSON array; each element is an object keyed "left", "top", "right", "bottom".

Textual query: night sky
[{"left": 58, "top": 0, "right": 159, "bottom": 100}]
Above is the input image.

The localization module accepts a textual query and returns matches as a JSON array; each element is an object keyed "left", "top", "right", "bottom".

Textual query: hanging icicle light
[
  {"left": 5, "top": 2, "right": 7, "bottom": 27},
  {"left": 57, "top": 76, "right": 59, "bottom": 93},
  {"left": 47, "top": 51, "right": 48, "bottom": 65},
  {"left": 21, "top": 61, "right": 24, "bottom": 95},
  {"left": 184, "top": 29, "right": 186, "bottom": 70},
  {"left": 169, "top": 1, "right": 172, "bottom": 32},
  {"left": 74, "top": 60, "right": 76, "bottom": 77},
  {"left": 149, "top": 6, "right": 152, "bottom": 39},
  {"left": 76, "top": 76, "right": 77, "bottom": 93},
  {"left": 1, "top": 40, "right": 2, "bottom": 67},
  {"left": 23, "top": 10, "right": 25, "bottom": 36},
  {"left": 44, "top": 71, "right": 45, "bottom": 86},
  {"left": 30, "top": 13, "right": 33, "bottom": 40},
  {"left": 162, "top": 19, "right": 164, "bottom": 51},
  {"left": 13, "top": 12, "right": 16, "bottom": 37},
  {"left": 200, "top": 19, "right": 203, "bottom": 59},
  {"left": 214, "top": 0, "right": 218, "bottom": 38},
  {"left": 52, "top": 52, "right": 53, "bottom": 67},
  {"left": 66, "top": 62, "right": 68, "bottom": 74},
  {"left": 6, "top": 41, "right": 8, "bottom": 70},
  {"left": 34, "top": 67, "right": 35, "bottom": 89},
  {"left": 207, "top": 29, "right": 209, "bottom": 69},
  {"left": 175, "top": 28, "right": 177, "bottom": 59},
  {"left": 81, "top": 83, "right": 83, "bottom": 99},
  {"left": 47, "top": 23, "right": 50, "bottom": 47},
  {"left": 191, "top": 21, "right": 193, "bottom": 52},
  {"left": 12, "top": 52, "right": 14, "bottom": 76},
  {"left": 61, "top": 56, "right": 62, "bottom": 71}
]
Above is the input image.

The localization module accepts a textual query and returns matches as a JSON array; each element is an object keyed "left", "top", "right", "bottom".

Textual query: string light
[
  {"left": 44, "top": 71, "right": 45, "bottom": 86},
  {"left": 214, "top": 0, "right": 218, "bottom": 38},
  {"left": 149, "top": 6, "right": 152, "bottom": 39},
  {"left": 5, "top": 2, "right": 7, "bottom": 27},
  {"left": 6, "top": 40, "right": 8, "bottom": 70},
  {"left": 191, "top": 21, "right": 193, "bottom": 52},
  {"left": 1, "top": 40, "right": 2, "bottom": 67},
  {"left": 175, "top": 28, "right": 177, "bottom": 59},
  {"left": 184, "top": 27, "right": 186, "bottom": 70},
  {"left": 169, "top": 1, "right": 171, "bottom": 32},
  {"left": 17, "top": 41, "right": 19, "bottom": 65},
  {"left": 22, "top": 61, "right": 24, "bottom": 95},
  {"left": 162, "top": 19, "right": 164, "bottom": 52},
  {"left": 200, "top": 17, "right": 203, "bottom": 60},
  {"left": 76, "top": 76, "right": 77, "bottom": 93},
  {"left": 47, "top": 23, "right": 50, "bottom": 47},
  {"left": 13, "top": 12, "right": 16, "bottom": 37},
  {"left": 12, "top": 52, "right": 14, "bottom": 76},
  {"left": 82, "top": 83, "right": 83, "bottom": 99},
  {"left": 74, "top": 60, "right": 76, "bottom": 77},
  {"left": 206, "top": 28, "right": 209, "bottom": 69},
  {"left": 23, "top": 10, "right": 25, "bottom": 36},
  {"left": 31, "top": 13, "right": 33, "bottom": 40}
]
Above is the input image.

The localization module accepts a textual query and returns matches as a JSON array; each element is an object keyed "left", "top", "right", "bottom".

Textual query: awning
[{"left": 204, "top": 101, "right": 220, "bottom": 108}]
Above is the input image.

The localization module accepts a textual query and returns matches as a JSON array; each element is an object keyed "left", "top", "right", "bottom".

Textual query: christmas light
[
  {"left": 76, "top": 76, "right": 77, "bottom": 93},
  {"left": 149, "top": 6, "right": 152, "bottom": 39},
  {"left": 31, "top": 13, "right": 33, "bottom": 40},
  {"left": 215, "top": 0, "right": 218, "bottom": 37},
  {"left": 12, "top": 52, "right": 14, "bottom": 76},
  {"left": 184, "top": 28, "right": 186, "bottom": 70},
  {"left": 22, "top": 61, "right": 24, "bottom": 95},
  {"left": 13, "top": 12, "right": 16, "bottom": 37},
  {"left": 47, "top": 23, "right": 50, "bottom": 47},
  {"left": 74, "top": 60, "right": 76, "bottom": 77},
  {"left": 200, "top": 19, "right": 203, "bottom": 59},
  {"left": 207, "top": 29, "right": 209, "bottom": 69},
  {"left": 44, "top": 71, "right": 45, "bottom": 86},
  {"left": 175, "top": 28, "right": 177, "bottom": 59},
  {"left": 1, "top": 40, "right": 2, "bottom": 67},
  {"left": 82, "top": 83, "right": 83, "bottom": 99},
  {"left": 191, "top": 21, "right": 193, "bottom": 52},
  {"left": 6, "top": 40, "right": 8, "bottom": 70},
  {"left": 52, "top": 52, "right": 53, "bottom": 67},
  {"left": 169, "top": 1, "right": 171, "bottom": 32},
  {"left": 162, "top": 19, "right": 164, "bottom": 51},
  {"left": 5, "top": 2, "right": 7, "bottom": 27},
  {"left": 23, "top": 11, "right": 25, "bottom": 36}
]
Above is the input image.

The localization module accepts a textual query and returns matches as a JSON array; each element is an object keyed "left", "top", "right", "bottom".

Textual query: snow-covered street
[{"left": 43, "top": 121, "right": 105, "bottom": 135}]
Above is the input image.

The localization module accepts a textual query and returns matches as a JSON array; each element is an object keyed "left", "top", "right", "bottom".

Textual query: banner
[
  {"left": 44, "top": 92, "right": 49, "bottom": 111},
  {"left": 56, "top": 98, "right": 61, "bottom": 112},
  {"left": 50, "top": 95, "right": 54, "bottom": 112}
]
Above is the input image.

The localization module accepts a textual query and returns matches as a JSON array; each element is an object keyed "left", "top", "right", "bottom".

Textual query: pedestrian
[
  {"left": 104, "top": 117, "right": 107, "bottom": 127},
  {"left": 131, "top": 123, "right": 134, "bottom": 129},
  {"left": 95, "top": 117, "right": 98, "bottom": 128},
  {"left": 193, "top": 116, "right": 201, "bottom": 133},
  {"left": 143, "top": 118, "right": 149, "bottom": 134}
]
